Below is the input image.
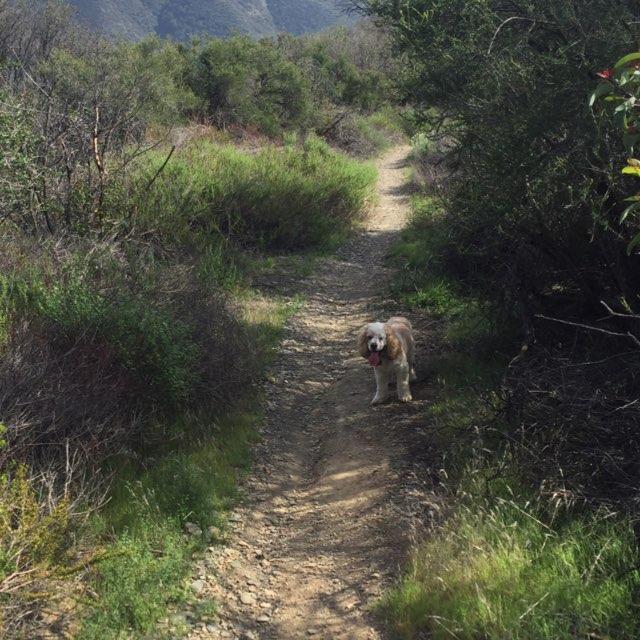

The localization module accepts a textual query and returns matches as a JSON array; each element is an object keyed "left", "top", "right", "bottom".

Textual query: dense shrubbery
[
  {"left": 369, "top": 0, "right": 640, "bottom": 505},
  {"left": 369, "top": 1, "right": 640, "bottom": 636},
  {"left": 367, "top": 0, "right": 640, "bottom": 318},
  {"left": 389, "top": 197, "right": 640, "bottom": 639},
  {"left": 0, "top": 3, "right": 383, "bottom": 635}
]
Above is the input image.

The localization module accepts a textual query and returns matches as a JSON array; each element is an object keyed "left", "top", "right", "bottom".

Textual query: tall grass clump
[
  {"left": 323, "top": 107, "right": 407, "bottom": 157},
  {"left": 381, "top": 488, "right": 640, "bottom": 640},
  {"left": 134, "top": 135, "right": 376, "bottom": 252}
]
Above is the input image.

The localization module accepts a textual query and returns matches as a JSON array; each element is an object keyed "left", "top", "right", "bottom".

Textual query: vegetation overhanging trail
[{"left": 188, "top": 145, "right": 429, "bottom": 640}]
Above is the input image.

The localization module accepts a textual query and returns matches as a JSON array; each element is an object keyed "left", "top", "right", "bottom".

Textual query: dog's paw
[{"left": 398, "top": 393, "right": 413, "bottom": 403}]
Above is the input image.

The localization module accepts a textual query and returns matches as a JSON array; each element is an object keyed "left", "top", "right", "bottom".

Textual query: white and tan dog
[{"left": 358, "top": 316, "right": 416, "bottom": 404}]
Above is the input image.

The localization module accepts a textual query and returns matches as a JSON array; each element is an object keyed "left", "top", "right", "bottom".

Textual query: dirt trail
[{"left": 187, "top": 146, "right": 437, "bottom": 640}]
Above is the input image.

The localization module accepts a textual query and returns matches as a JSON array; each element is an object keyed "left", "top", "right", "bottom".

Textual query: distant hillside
[{"left": 69, "top": 0, "right": 353, "bottom": 40}]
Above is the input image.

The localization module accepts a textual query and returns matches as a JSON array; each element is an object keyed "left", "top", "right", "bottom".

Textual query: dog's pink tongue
[{"left": 368, "top": 351, "right": 381, "bottom": 367}]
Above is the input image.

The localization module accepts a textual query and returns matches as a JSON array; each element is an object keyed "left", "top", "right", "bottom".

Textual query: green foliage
[
  {"left": 592, "top": 54, "right": 640, "bottom": 253},
  {"left": 0, "top": 466, "right": 71, "bottom": 579},
  {"left": 368, "top": 0, "right": 640, "bottom": 317},
  {"left": 385, "top": 184, "right": 640, "bottom": 640},
  {"left": 79, "top": 521, "right": 190, "bottom": 639},
  {"left": 188, "top": 36, "right": 312, "bottom": 135},
  {"left": 103, "top": 408, "right": 259, "bottom": 533},
  {"left": 1, "top": 253, "right": 201, "bottom": 410},
  {"left": 0, "top": 94, "right": 39, "bottom": 226},
  {"left": 381, "top": 492, "right": 640, "bottom": 640},
  {"left": 134, "top": 136, "right": 376, "bottom": 252},
  {"left": 325, "top": 108, "right": 406, "bottom": 157},
  {"left": 393, "top": 196, "right": 476, "bottom": 316}
]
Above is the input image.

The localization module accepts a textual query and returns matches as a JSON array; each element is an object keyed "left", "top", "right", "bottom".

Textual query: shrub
[
  {"left": 79, "top": 521, "right": 190, "bottom": 639},
  {"left": 323, "top": 108, "right": 406, "bottom": 157},
  {"left": 0, "top": 238, "right": 253, "bottom": 468},
  {"left": 366, "top": 0, "right": 640, "bottom": 320},
  {"left": 0, "top": 465, "right": 76, "bottom": 639},
  {"left": 188, "top": 35, "right": 312, "bottom": 135}
]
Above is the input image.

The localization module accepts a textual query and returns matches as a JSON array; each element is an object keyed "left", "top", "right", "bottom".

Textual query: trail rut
[{"left": 187, "top": 146, "right": 438, "bottom": 640}]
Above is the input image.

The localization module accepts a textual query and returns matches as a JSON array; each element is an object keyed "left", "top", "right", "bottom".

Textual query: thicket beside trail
[
  {"left": 363, "top": 1, "right": 640, "bottom": 637},
  {"left": 0, "top": 3, "right": 395, "bottom": 635}
]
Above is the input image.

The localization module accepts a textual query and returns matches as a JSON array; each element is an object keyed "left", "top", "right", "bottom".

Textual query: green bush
[
  {"left": 368, "top": 0, "right": 640, "bottom": 319},
  {"left": 0, "top": 94, "right": 39, "bottom": 228},
  {"left": 188, "top": 35, "right": 312, "bottom": 135},
  {"left": 1, "top": 251, "right": 199, "bottom": 410},
  {"left": 79, "top": 521, "right": 190, "bottom": 639}
]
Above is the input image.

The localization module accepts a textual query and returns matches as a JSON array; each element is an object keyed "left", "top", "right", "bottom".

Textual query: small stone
[
  {"left": 256, "top": 615, "right": 271, "bottom": 623},
  {"left": 228, "top": 513, "right": 242, "bottom": 522},
  {"left": 190, "top": 579, "right": 207, "bottom": 594},
  {"left": 259, "top": 602, "right": 272, "bottom": 609},
  {"left": 307, "top": 629, "right": 319, "bottom": 636},
  {"left": 240, "top": 592, "right": 256, "bottom": 605},
  {"left": 184, "top": 522, "right": 203, "bottom": 537}
]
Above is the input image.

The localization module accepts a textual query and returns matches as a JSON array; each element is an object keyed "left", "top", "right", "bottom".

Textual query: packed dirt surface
[{"left": 185, "top": 146, "right": 440, "bottom": 640}]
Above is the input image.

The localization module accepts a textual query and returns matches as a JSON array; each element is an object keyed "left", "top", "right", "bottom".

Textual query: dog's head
[{"left": 358, "top": 321, "right": 402, "bottom": 366}]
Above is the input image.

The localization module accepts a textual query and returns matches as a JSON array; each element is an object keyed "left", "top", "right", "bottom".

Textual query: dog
[{"left": 358, "top": 316, "right": 416, "bottom": 405}]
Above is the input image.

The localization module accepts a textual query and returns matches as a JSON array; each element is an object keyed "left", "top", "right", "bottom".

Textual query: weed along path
[{"left": 186, "top": 146, "right": 436, "bottom": 640}]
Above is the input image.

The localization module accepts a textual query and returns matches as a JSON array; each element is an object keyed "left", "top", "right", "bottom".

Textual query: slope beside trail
[{"left": 186, "top": 146, "right": 439, "bottom": 640}]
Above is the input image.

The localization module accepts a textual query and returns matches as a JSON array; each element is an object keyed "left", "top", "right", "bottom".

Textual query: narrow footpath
[{"left": 187, "top": 146, "right": 439, "bottom": 640}]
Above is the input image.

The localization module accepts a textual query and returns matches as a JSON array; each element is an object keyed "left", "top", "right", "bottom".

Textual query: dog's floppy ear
[
  {"left": 357, "top": 325, "right": 370, "bottom": 358},
  {"left": 385, "top": 324, "right": 402, "bottom": 360}
]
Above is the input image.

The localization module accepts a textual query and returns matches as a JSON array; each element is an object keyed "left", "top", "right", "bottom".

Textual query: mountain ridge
[{"left": 69, "top": 0, "right": 354, "bottom": 40}]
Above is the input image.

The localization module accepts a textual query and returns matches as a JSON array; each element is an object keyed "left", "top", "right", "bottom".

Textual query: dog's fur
[{"left": 357, "top": 316, "right": 416, "bottom": 404}]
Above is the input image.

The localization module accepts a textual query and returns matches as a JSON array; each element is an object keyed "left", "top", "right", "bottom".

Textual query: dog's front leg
[
  {"left": 372, "top": 366, "right": 390, "bottom": 405},
  {"left": 396, "top": 362, "right": 412, "bottom": 402}
]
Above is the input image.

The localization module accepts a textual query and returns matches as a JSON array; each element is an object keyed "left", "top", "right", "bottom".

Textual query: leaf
[
  {"left": 614, "top": 52, "right": 640, "bottom": 71},
  {"left": 589, "top": 82, "right": 613, "bottom": 107},
  {"left": 627, "top": 230, "right": 640, "bottom": 255},
  {"left": 622, "top": 166, "right": 640, "bottom": 176},
  {"left": 615, "top": 97, "right": 636, "bottom": 114},
  {"left": 620, "top": 202, "right": 640, "bottom": 224},
  {"left": 624, "top": 194, "right": 640, "bottom": 202}
]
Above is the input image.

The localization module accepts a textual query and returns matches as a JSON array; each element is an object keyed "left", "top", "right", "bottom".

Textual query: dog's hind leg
[
  {"left": 397, "top": 361, "right": 413, "bottom": 402},
  {"left": 408, "top": 341, "right": 417, "bottom": 382}
]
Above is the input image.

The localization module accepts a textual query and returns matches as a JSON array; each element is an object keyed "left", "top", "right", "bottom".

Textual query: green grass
[
  {"left": 132, "top": 134, "right": 377, "bottom": 253},
  {"left": 380, "top": 494, "right": 640, "bottom": 640},
  {"left": 77, "top": 291, "right": 298, "bottom": 639},
  {"left": 79, "top": 521, "right": 190, "bottom": 640},
  {"left": 382, "top": 189, "right": 640, "bottom": 640},
  {"left": 354, "top": 108, "right": 406, "bottom": 156}
]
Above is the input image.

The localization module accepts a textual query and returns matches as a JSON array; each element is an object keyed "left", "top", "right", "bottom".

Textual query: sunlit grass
[{"left": 381, "top": 495, "right": 640, "bottom": 640}]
